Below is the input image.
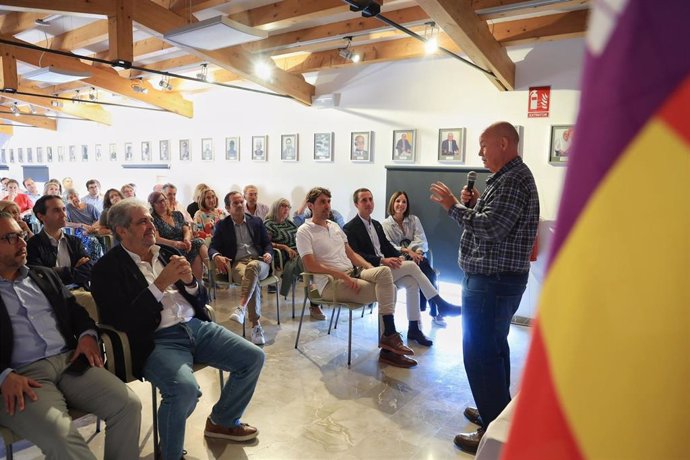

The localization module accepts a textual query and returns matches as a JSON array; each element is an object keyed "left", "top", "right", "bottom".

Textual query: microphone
[{"left": 464, "top": 171, "right": 477, "bottom": 206}]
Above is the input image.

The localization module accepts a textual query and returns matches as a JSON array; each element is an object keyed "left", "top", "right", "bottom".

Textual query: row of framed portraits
[{"left": 0, "top": 125, "right": 573, "bottom": 165}]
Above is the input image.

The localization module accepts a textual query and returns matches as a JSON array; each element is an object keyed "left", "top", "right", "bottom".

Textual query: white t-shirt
[{"left": 295, "top": 219, "right": 351, "bottom": 293}]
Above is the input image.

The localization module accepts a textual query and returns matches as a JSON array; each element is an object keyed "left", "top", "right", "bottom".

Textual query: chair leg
[
  {"left": 294, "top": 290, "right": 309, "bottom": 349},
  {"left": 7, "top": 443, "right": 13, "bottom": 460},
  {"left": 275, "top": 284, "right": 280, "bottom": 325},
  {"left": 151, "top": 384, "right": 159, "bottom": 460},
  {"left": 327, "top": 306, "right": 337, "bottom": 334},
  {"left": 361, "top": 304, "right": 366, "bottom": 318},
  {"left": 218, "top": 369, "right": 224, "bottom": 388},
  {"left": 96, "top": 417, "right": 101, "bottom": 433},
  {"left": 291, "top": 282, "right": 296, "bottom": 319},
  {"left": 242, "top": 316, "right": 246, "bottom": 338},
  {"left": 348, "top": 309, "right": 353, "bottom": 367},
  {"left": 333, "top": 305, "right": 342, "bottom": 330}
]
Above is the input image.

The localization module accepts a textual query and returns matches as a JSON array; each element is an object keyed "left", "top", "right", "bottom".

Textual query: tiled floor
[{"left": 4, "top": 281, "right": 531, "bottom": 459}]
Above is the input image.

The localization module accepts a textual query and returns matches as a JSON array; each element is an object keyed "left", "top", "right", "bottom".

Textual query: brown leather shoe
[
  {"left": 463, "top": 406, "right": 483, "bottom": 426},
  {"left": 453, "top": 427, "right": 485, "bottom": 454},
  {"left": 379, "top": 332, "right": 415, "bottom": 356},
  {"left": 204, "top": 418, "right": 258, "bottom": 442},
  {"left": 378, "top": 350, "right": 417, "bottom": 368},
  {"left": 309, "top": 305, "right": 326, "bottom": 320}
]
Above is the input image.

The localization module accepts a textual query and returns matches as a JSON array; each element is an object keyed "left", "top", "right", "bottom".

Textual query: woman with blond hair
[
  {"left": 193, "top": 187, "right": 225, "bottom": 238},
  {"left": 187, "top": 182, "right": 210, "bottom": 218},
  {"left": 0, "top": 200, "right": 33, "bottom": 238}
]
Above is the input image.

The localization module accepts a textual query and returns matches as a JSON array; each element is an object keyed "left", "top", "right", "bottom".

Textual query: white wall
[{"left": 1, "top": 38, "right": 584, "bottom": 223}]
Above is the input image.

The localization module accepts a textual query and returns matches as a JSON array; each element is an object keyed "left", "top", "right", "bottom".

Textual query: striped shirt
[{"left": 448, "top": 157, "right": 539, "bottom": 275}]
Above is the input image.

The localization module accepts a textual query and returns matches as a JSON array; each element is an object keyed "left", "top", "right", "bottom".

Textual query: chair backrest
[{"left": 72, "top": 288, "right": 99, "bottom": 322}]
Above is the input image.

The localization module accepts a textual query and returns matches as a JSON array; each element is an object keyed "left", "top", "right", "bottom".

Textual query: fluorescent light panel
[
  {"left": 164, "top": 16, "right": 268, "bottom": 50},
  {"left": 23, "top": 67, "right": 91, "bottom": 84}
]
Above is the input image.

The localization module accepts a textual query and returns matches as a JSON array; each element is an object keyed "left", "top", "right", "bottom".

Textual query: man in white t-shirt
[{"left": 295, "top": 187, "right": 417, "bottom": 368}]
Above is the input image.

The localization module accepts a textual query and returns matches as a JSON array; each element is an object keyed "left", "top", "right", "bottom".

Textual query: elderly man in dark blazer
[
  {"left": 344, "top": 188, "right": 461, "bottom": 347},
  {"left": 0, "top": 212, "right": 141, "bottom": 459},
  {"left": 209, "top": 191, "right": 273, "bottom": 346},
  {"left": 91, "top": 199, "right": 264, "bottom": 460},
  {"left": 27, "top": 195, "right": 93, "bottom": 288}
]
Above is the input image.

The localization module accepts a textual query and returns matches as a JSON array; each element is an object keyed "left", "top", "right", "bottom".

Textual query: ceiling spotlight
[
  {"left": 158, "top": 75, "right": 173, "bottom": 91},
  {"left": 51, "top": 100, "right": 63, "bottom": 108},
  {"left": 338, "top": 37, "right": 361, "bottom": 63},
  {"left": 254, "top": 60, "right": 273, "bottom": 81},
  {"left": 131, "top": 78, "right": 148, "bottom": 94},
  {"left": 72, "top": 89, "right": 83, "bottom": 104},
  {"left": 196, "top": 63, "right": 208, "bottom": 82},
  {"left": 424, "top": 22, "right": 439, "bottom": 54},
  {"left": 10, "top": 103, "right": 19, "bottom": 116},
  {"left": 88, "top": 86, "right": 97, "bottom": 101}
]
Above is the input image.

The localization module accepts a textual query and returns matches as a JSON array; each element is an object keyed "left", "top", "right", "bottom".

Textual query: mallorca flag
[{"left": 503, "top": 2, "right": 690, "bottom": 459}]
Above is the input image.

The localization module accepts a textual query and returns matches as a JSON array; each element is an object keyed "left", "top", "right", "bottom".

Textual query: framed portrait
[
  {"left": 81, "top": 145, "right": 88, "bottom": 162},
  {"left": 392, "top": 129, "right": 415, "bottom": 162},
  {"left": 549, "top": 125, "right": 573, "bottom": 165},
  {"left": 8, "top": 149, "right": 14, "bottom": 163},
  {"left": 141, "top": 141, "right": 151, "bottom": 162},
  {"left": 0, "top": 149, "right": 5, "bottom": 164},
  {"left": 26, "top": 147, "right": 33, "bottom": 163},
  {"left": 36, "top": 147, "right": 43, "bottom": 163},
  {"left": 251, "top": 135, "right": 267, "bottom": 161},
  {"left": 281, "top": 134, "right": 298, "bottom": 162},
  {"left": 109, "top": 143, "right": 117, "bottom": 161},
  {"left": 46, "top": 146, "right": 53, "bottom": 162},
  {"left": 513, "top": 124, "right": 525, "bottom": 158},
  {"left": 179, "top": 139, "right": 191, "bottom": 161},
  {"left": 17, "top": 147, "right": 23, "bottom": 163},
  {"left": 314, "top": 132, "right": 334, "bottom": 162},
  {"left": 124, "top": 142, "right": 133, "bottom": 162},
  {"left": 201, "top": 138, "right": 214, "bottom": 161},
  {"left": 159, "top": 140, "right": 170, "bottom": 161},
  {"left": 351, "top": 131, "right": 373, "bottom": 162},
  {"left": 70, "top": 146, "right": 78, "bottom": 162},
  {"left": 57, "top": 146, "right": 64, "bottom": 162},
  {"left": 94, "top": 144, "right": 102, "bottom": 161},
  {"left": 225, "top": 137, "right": 239, "bottom": 161},
  {"left": 438, "top": 128, "right": 466, "bottom": 163}
]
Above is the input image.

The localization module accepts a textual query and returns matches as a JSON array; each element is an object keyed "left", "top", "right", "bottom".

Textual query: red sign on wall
[{"left": 528, "top": 86, "right": 550, "bottom": 118}]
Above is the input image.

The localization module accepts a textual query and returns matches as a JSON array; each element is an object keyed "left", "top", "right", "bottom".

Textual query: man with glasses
[
  {"left": 0, "top": 212, "right": 141, "bottom": 459},
  {"left": 81, "top": 179, "right": 103, "bottom": 213}
]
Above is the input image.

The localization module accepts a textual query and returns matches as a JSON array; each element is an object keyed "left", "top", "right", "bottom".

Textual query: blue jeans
[
  {"left": 461, "top": 272, "right": 527, "bottom": 428},
  {"left": 143, "top": 318, "right": 265, "bottom": 460}
]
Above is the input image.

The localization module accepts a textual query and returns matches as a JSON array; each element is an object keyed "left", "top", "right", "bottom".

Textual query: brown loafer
[
  {"left": 309, "top": 306, "right": 326, "bottom": 320},
  {"left": 204, "top": 418, "right": 258, "bottom": 442},
  {"left": 453, "top": 427, "right": 485, "bottom": 454},
  {"left": 463, "top": 406, "right": 483, "bottom": 426},
  {"left": 379, "top": 332, "right": 415, "bottom": 356},
  {"left": 378, "top": 350, "right": 417, "bottom": 368}
]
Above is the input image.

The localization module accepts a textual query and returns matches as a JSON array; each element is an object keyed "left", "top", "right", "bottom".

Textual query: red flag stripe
[{"left": 658, "top": 75, "right": 690, "bottom": 145}]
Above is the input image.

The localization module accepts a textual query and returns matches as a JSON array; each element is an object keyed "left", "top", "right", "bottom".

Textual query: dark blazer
[
  {"left": 0, "top": 266, "right": 95, "bottom": 376},
  {"left": 209, "top": 213, "right": 273, "bottom": 262},
  {"left": 26, "top": 230, "right": 93, "bottom": 287},
  {"left": 90, "top": 244, "right": 209, "bottom": 378},
  {"left": 441, "top": 139, "right": 459, "bottom": 156},
  {"left": 344, "top": 216, "right": 401, "bottom": 267}
]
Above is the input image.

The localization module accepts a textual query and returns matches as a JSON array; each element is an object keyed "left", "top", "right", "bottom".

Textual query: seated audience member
[
  {"left": 65, "top": 189, "right": 101, "bottom": 233},
  {"left": 194, "top": 187, "right": 225, "bottom": 239},
  {"left": 121, "top": 183, "right": 136, "bottom": 199},
  {"left": 91, "top": 200, "right": 263, "bottom": 460},
  {"left": 44, "top": 179, "right": 62, "bottom": 196},
  {"left": 382, "top": 191, "right": 446, "bottom": 327},
  {"left": 293, "top": 193, "right": 345, "bottom": 228},
  {"left": 163, "top": 183, "right": 193, "bottom": 223},
  {"left": 62, "top": 177, "right": 74, "bottom": 193},
  {"left": 188, "top": 182, "right": 210, "bottom": 219},
  {"left": 0, "top": 212, "right": 141, "bottom": 459},
  {"left": 23, "top": 178, "right": 42, "bottom": 204},
  {"left": 264, "top": 198, "right": 324, "bottom": 316},
  {"left": 296, "top": 187, "right": 417, "bottom": 367},
  {"left": 243, "top": 185, "right": 269, "bottom": 220},
  {"left": 0, "top": 177, "right": 8, "bottom": 191},
  {"left": 27, "top": 195, "right": 93, "bottom": 288},
  {"left": 99, "top": 188, "right": 124, "bottom": 235},
  {"left": 210, "top": 192, "right": 273, "bottom": 345},
  {"left": 0, "top": 201, "right": 34, "bottom": 238},
  {"left": 2, "top": 179, "right": 33, "bottom": 217},
  {"left": 81, "top": 179, "right": 104, "bottom": 213},
  {"left": 149, "top": 191, "right": 208, "bottom": 280},
  {"left": 344, "top": 188, "right": 461, "bottom": 346}
]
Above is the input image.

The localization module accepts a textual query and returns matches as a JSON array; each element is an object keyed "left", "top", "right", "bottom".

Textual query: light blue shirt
[
  {"left": 0, "top": 266, "right": 95, "bottom": 386},
  {"left": 81, "top": 194, "right": 103, "bottom": 213}
]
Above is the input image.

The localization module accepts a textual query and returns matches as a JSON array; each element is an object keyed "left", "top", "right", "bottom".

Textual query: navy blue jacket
[{"left": 209, "top": 213, "right": 273, "bottom": 262}]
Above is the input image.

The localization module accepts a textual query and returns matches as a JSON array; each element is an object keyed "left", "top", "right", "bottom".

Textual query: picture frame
[
  {"left": 68, "top": 145, "right": 76, "bottom": 162},
  {"left": 124, "top": 142, "right": 133, "bottom": 162},
  {"left": 159, "top": 140, "right": 170, "bottom": 161},
  {"left": 225, "top": 137, "right": 239, "bottom": 161},
  {"left": 201, "top": 138, "right": 214, "bottom": 161},
  {"left": 17, "top": 147, "right": 23, "bottom": 163},
  {"left": 513, "top": 124, "right": 525, "bottom": 158},
  {"left": 46, "top": 146, "right": 53, "bottom": 162},
  {"left": 314, "top": 132, "right": 334, "bottom": 162},
  {"left": 26, "top": 147, "right": 33, "bottom": 163},
  {"left": 109, "top": 143, "right": 117, "bottom": 161},
  {"left": 94, "top": 144, "right": 102, "bottom": 161},
  {"left": 81, "top": 145, "right": 88, "bottom": 162},
  {"left": 36, "top": 147, "right": 44, "bottom": 163},
  {"left": 392, "top": 129, "right": 416, "bottom": 162},
  {"left": 179, "top": 139, "right": 191, "bottom": 161},
  {"left": 438, "top": 128, "right": 466, "bottom": 163},
  {"left": 8, "top": 149, "right": 14, "bottom": 163},
  {"left": 351, "top": 131, "right": 373, "bottom": 162},
  {"left": 252, "top": 135, "right": 267, "bottom": 161},
  {"left": 280, "top": 134, "right": 298, "bottom": 162},
  {"left": 549, "top": 125, "right": 573, "bottom": 165},
  {"left": 141, "top": 141, "right": 151, "bottom": 162},
  {"left": 0, "top": 149, "right": 5, "bottom": 164},
  {"left": 57, "top": 146, "right": 64, "bottom": 162}
]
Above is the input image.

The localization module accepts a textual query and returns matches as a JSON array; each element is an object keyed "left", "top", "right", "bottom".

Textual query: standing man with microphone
[{"left": 430, "top": 122, "right": 539, "bottom": 453}]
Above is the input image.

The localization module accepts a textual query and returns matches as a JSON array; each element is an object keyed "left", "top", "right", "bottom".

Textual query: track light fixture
[
  {"left": 51, "top": 99, "right": 63, "bottom": 108},
  {"left": 72, "top": 89, "right": 83, "bottom": 104},
  {"left": 131, "top": 78, "right": 148, "bottom": 94},
  {"left": 424, "top": 22, "right": 439, "bottom": 54},
  {"left": 10, "top": 102, "right": 19, "bottom": 116},
  {"left": 196, "top": 63, "right": 208, "bottom": 82},
  {"left": 338, "top": 37, "right": 361, "bottom": 63},
  {"left": 88, "top": 86, "right": 98, "bottom": 101},
  {"left": 158, "top": 75, "right": 173, "bottom": 91}
]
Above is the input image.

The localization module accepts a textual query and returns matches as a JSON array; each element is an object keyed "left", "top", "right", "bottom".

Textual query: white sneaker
[
  {"left": 251, "top": 325, "right": 265, "bottom": 345},
  {"left": 229, "top": 306, "right": 245, "bottom": 324},
  {"left": 432, "top": 315, "right": 447, "bottom": 327}
]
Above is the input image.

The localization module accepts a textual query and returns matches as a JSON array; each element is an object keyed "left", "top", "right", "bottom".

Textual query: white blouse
[{"left": 382, "top": 214, "right": 429, "bottom": 253}]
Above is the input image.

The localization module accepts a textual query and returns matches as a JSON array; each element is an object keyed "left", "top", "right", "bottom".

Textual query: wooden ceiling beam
[
  {"left": 0, "top": 0, "right": 115, "bottom": 16},
  {"left": 108, "top": 0, "right": 134, "bottom": 63},
  {"left": 0, "top": 45, "right": 18, "bottom": 92},
  {"left": 35, "top": 21, "right": 109, "bottom": 51},
  {"left": 474, "top": 0, "right": 589, "bottom": 21},
  {"left": 493, "top": 9, "right": 588, "bottom": 45},
  {"left": 0, "top": 12, "right": 46, "bottom": 35},
  {"left": 0, "top": 110, "right": 57, "bottom": 130},
  {"left": 416, "top": 0, "right": 515, "bottom": 90}
]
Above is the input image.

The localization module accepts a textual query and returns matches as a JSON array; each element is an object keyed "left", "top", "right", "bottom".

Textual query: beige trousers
[
  {"left": 320, "top": 266, "right": 396, "bottom": 315},
  {"left": 231, "top": 257, "right": 270, "bottom": 323}
]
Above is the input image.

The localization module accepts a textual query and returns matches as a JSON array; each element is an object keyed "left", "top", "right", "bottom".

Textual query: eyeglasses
[
  {"left": 280, "top": 204, "right": 292, "bottom": 209},
  {"left": 155, "top": 199, "right": 167, "bottom": 204},
  {"left": 0, "top": 232, "right": 27, "bottom": 245}
]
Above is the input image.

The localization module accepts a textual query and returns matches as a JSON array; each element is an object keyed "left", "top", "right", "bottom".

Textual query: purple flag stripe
[{"left": 549, "top": 1, "right": 690, "bottom": 265}]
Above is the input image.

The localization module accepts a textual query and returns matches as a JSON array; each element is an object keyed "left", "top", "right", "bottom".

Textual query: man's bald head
[{"left": 485, "top": 122, "right": 519, "bottom": 148}]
